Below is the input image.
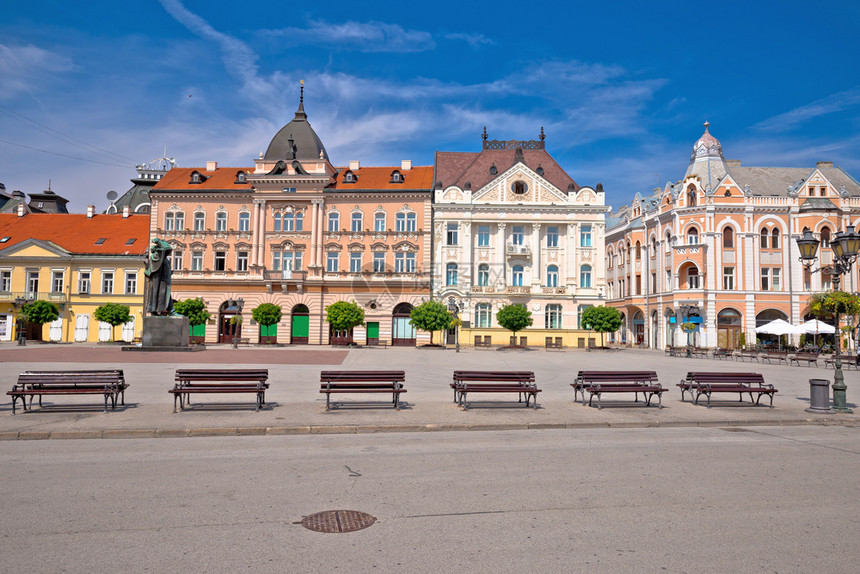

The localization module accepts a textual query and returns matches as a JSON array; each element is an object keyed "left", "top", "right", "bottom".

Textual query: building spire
[
  {"left": 294, "top": 80, "right": 307, "bottom": 120},
  {"left": 539, "top": 126, "right": 545, "bottom": 141}
]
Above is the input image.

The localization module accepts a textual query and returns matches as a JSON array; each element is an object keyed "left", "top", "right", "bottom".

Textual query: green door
[
  {"left": 367, "top": 322, "right": 379, "bottom": 345},
  {"left": 291, "top": 313, "right": 309, "bottom": 344}
]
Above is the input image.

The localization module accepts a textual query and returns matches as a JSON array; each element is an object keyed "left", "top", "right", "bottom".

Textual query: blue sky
[{"left": 2, "top": 0, "right": 859, "bottom": 211}]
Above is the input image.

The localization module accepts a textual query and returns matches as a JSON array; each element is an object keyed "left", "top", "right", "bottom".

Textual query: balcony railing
[
  {"left": 0, "top": 291, "right": 68, "bottom": 303},
  {"left": 505, "top": 286, "right": 530, "bottom": 295},
  {"left": 263, "top": 270, "right": 308, "bottom": 281},
  {"left": 506, "top": 243, "right": 531, "bottom": 256}
]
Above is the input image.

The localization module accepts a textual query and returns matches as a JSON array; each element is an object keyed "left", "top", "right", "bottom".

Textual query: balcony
[
  {"left": 0, "top": 291, "right": 68, "bottom": 304},
  {"left": 505, "top": 286, "right": 530, "bottom": 295},
  {"left": 506, "top": 243, "right": 531, "bottom": 256},
  {"left": 263, "top": 270, "right": 307, "bottom": 281}
]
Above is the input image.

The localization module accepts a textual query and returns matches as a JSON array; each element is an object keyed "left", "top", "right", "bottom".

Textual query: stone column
[
  {"left": 496, "top": 222, "right": 507, "bottom": 287},
  {"left": 530, "top": 223, "right": 541, "bottom": 289},
  {"left": 309, "top": 200, "right": 320, "bottom": 267},
  {"left": 316, "top": 199, "right": 325, "bottom": 268},
  {"left": 251, "top": 200, "right": 261, "bottom": 267}
]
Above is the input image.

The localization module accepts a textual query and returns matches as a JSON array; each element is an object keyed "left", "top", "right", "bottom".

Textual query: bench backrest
[
  {"left": 453, "top": 371, "right": 535, "bottom": 383},
  {"left": 685, "top": 372, "right": 765, "bottom": 385},
  {"left": 577, "top": 371, "right": 658, "bottom": 384},
  {"left": 320, "top": 371, "right": 405, "bottom": 383},
  {"left": 175, "top": 369, "right": 268, "bottom": 382}
]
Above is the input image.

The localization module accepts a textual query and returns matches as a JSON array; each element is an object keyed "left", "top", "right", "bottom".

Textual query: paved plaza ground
[{"left": 0, "top": 343, "right": 856, "bottom": 438}]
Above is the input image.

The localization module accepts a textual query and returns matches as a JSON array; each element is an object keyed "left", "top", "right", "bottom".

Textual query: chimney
[
  {"left": 401, "top": 160, "right": 412, "bottom": 171},
  {"left": 122, "top": 205, "right": 130, "bottom": 218},
  {"left": 86, "top": 205, "right": 95, "bottom": 218},
  {"left": 817, "top": 161, "right": 834, "bottom": 168},
  {"left": 206, "top": 161, "right": 218, "bottom": 172},
  {"left": 17, "top": 203, "right": 25, "bottom": 217},
  {"left": 349, "top": 160, "right": 360, "bottom": 171}
]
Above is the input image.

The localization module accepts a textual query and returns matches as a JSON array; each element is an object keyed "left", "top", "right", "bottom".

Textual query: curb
[{"left": 0, "top": 417, "right": 855, "bottom": 440}]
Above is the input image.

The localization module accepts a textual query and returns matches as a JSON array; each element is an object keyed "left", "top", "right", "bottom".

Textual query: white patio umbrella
[
  {"left": 799, "top": 319, "right": 836, "bottom": 349},
  {"left": 755, "top": 319, "right": 804, "bottom": 350}
]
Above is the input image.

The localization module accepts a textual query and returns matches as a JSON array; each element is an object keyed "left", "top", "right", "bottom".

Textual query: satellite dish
[{"left": 106, "top": 190, "right": 118, "bottom": 201}]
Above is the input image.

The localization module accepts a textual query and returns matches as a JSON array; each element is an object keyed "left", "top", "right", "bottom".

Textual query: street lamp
[{"left": 796, "top": 225, "right": 860, "bottom": 413}]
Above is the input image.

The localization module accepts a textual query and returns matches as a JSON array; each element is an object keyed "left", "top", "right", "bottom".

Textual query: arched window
[
  {"left": 351, "top": 212, "right": 363, "bottom": 232},
  {"left": 328, "top": 212, "right": 340, "bottom": 232},
  {"left": 477, "top": 264, "right": 489, "bottom": 286},
  {"left": 475, "top": 303, "right": 492, "bottom": 328},
  {"left": 238, "top": 212, "right": 250, "bottom": 232},
  {"left": 512, "top": 265, "right": 524, "bottom": 287},
  {"left": 650, "top": 236, "right": 657, "bottom": 257},
  {"left": 760, "top": 227, "right": 769, "bottom": 249},
  {"left": 687, "top": 266, "right": 700, "bottom": 289},
  {"left": 771, "top": 228, "right": 780, "bottom": 249},
  {"left": 723, "top": 226, "right": 734, "bottom": 248},
  {"left": 687, "top": 228, "right": 699, "bottom": 245},
  {"left": 235, "top": 171, "right": 246, "bottom": 183},
  {"left": 389, "top": 170, "right": 403, "bottom": 183},
  {"left": 635, "top": 241, "right": 641, "bottom": 260},
  {"left": 580, "top": 265, "right": 592, "bottom": 288},
  {"left": 545, "top": 304, "right": 562, "bottom": 329},
  {"left": 215, "top": 212, "right": 227, "bottom": 231},
  {"left": 446, "top": 263, "right": 458, "bottom": 286},
  {"left": 546, "top": 265, "right": 558, "bottom": 288},
  {"left": 820, "top": 227, "right": 831, "bottom": 248}
]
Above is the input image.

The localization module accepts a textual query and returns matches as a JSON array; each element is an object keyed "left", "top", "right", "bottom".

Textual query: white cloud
[
  {"left": 262, "top": 19, "right": 435, "bottom": 53},
  {"left": 753, "top": 87, "right": 860, "bottom": 132},
  {"left": 444, "top": 33, "right": 493, "bottom": 48},
  {"left": 0, "top": 43, "right": 73, "bottom": 100}
]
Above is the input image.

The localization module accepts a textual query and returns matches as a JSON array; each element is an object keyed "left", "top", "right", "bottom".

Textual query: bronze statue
[{"left": 145, "top": 238, "right": 174, "bottom": 315}]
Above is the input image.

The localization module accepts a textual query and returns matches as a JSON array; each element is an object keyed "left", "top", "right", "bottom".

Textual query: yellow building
[{"left": 0, "top": 209, "right": 149, "bottom": 342}]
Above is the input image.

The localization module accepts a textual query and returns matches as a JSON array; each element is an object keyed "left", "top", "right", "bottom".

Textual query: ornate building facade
[
  {"left": 432, "top": 129, "right": 608, "bottom": 345},
  {"left": 150, "top": 89, "right": 433, "bottom": 345},
  {"left": 605, "top": 123, "right": 860, "bottom": 349}
]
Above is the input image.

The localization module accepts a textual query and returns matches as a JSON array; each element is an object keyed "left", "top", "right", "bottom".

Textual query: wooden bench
[
  {"left": 451, "top": 371, "right": 540, "bottom": 409},
  {"left": 824, "top": 355, "right": 859, "bottom": 369},
  {"left": 712, "top": 348, "right": 734, "bottom": 360},
  {"left": 474, "top": 336, "right": 491, "bottom": 349},
  {"left": 8, "top": 371, "right": 124, "bottom": 414},
  {"left": 735, "top": 349, "right": 760, "bottom": 362},
  {"left": 587, "top": 344, "right": 612, "bottom": 352},
  {"left": 664, "top": 345, "right": 681, "bottom": 357},
  {"left": 319, "top": 371, "right": 406, "bottom": 410},
  {"left": 678, "top": 372, "right": 777, "bottom": 408},
  {"left": 571, "top": 371, "right": 664, "bottom": 408},
  {"left": 170, "top": 369, "right": 269, "bottom": 412},
  {"left": 789, "top": 352, "right": 819, "bottom": 367},
  {"left": 689, "top": 347, "right": 710, "bottom": 358},
  {"left": 366, "top": 339, "right": 389, "bottom": 348},
  {"left": 545, "top": 337, "right": 563, "bottom": 351},
  {"left": 761, "top": 350, "right": 789, "bottom": 364}
]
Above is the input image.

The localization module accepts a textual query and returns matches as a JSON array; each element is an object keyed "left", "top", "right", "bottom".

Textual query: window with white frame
[
  {"left": 477, "top": 225, "right": 490, "bottom": 246},
  {"left": 446, "top": 223, "right": 458, "bottom": 245},
  {"left": 545, "top": 304, "right": 562, "bottom": 329},
  {"left": 194, "top": 212, "right": 205, "bottom": 231},
  {"left": 772, "top": 268, "right": 781, "bottom": 290},
  {"left": 547, "top": 226, "right": 559, "bottom": 247},
  {"left": 373, "top": 252, "right": 385, "bottom": 272},
  {"left": 350, "top": 252, "right": 362, "bottom": 273},
  {"left": 723, "top": 266, "right": 734, "bottom": 290},
  {"left": 237, "top": 251, "right": 248, "bottom": 272},
  {"left": 272, "top": 251, "right": 301, "bottom": 272},
  {"left": 102, "top": 272, "right": 114, "bottom": 294},
  {"left": 215, "top": 212, "right": 227, "bottom": 231},
  {"left": 512, "top": 225, "right": 524, "bottom": 245},
  {"left": 125, "top": 272, "right": 137, "bottom": 294},
  {"left": 512, "top": 265, "right": 524, "bottom": 286},
  {"left": 395, "top": 213, "right": 406, "bottom": 232},
  {"left": 295, "top": 212, "right": 303, "bottom": 231},
  {"left": 395, "top": 252, "right": 405, "bottom": 273},
  {"left": 687, "top": 267, "right": 700, "bottom": 289},
  {"left": 687, "top": 228, "right": 699, "bottom": 244},
  {"left": 406, "top": 212, "right": 416, "bottom": 232},
  {"left": 547, "top": 265, "right": 559, "bottom": 287},
  {"left": 771, "top": 228, "right": 780, "bottom": 249},
  {"left": 51, "top": 271, "right": 64, "bottom": 293},
  {"left": 477, "top": 263, "right": 489, "bottom": 286},
  {"left": 238, "top": 212, "right": 250, "bottom": 232},
  {"left": 328, "top": 212, "right": 340, "bottom": 232},
  {"left": 0, "top": 270, "right": 11, "bottom": 292},
  {"left": 475, "top": 303, "right": 492, "bottom": 328},
  {"left": 326, "top": 251, "right": 339, "bottom": 272},
  {"left": 580, "top": 265, "right": 592, "bottom": 288},
  {"left": 375, "top": 212, "right": 386, "bottom": 232},
  {"left": 77, "top": 271, "right": 90, "bottom": 293},
  {"left": 164, "top": 212, "right": 176, "bottom": 231},
  {"left": 446, "top": 263, "right": 458, "bottom": 286},
  {"left": 580, "top": 225, "right": 592, "bottom": 247},
  {"left": 191, "top": 251, "right": 203, "bottom": 271},
  {"left": 351, "top": 212, "right": 363, "bottom": 232},
  {"left": 172, "top": 250, "right": 183, "bottom": 271},
  {"left": 405, "top": 253, "right": 416, "bottom": 274},
  {"left": 214, "top": 251, "right": 226, "bottom": 271}
]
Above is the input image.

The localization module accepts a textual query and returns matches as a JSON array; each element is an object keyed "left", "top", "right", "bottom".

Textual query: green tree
[
  {"left": 580, "top": 306, "right": 622, "bottom": 343},
  {"left": 409, "top": 301, "right": 453, "bottom": 345},
  {"left": 496, "top": 304, "right": 533, "bottom": 338},
  {"left": 20, "top": 300, "right": 59, "bottom": 339},
  {"left": 252, "top": 303, "right": 283, "bottom": 343},
  {"left": 173, "top": 298, "right": 212, "bottom": 327},
  {"left": 325, "top": 301, "right": 365, "bottom": 331},
  {"left": 93, "top": 302, "right": 132, "bottom": 342}
]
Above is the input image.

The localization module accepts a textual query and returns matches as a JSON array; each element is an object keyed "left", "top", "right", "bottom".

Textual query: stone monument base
[{"left": 122, "top": 316, "right": 203, "bottom": 352}]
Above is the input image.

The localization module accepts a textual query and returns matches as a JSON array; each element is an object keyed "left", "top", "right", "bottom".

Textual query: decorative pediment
[
  {"left": 393, "top": 241, "right": 417, "bottom": 252},
  {"left": 371, "top": 242, "right": 388, "bottom": 251},
  {"left": 0, "top": 238, "right": 70, "bottom": 258},
  {"left": 472, "top": 164, "right": 567, "bottom": 205},
  {"left": 348, "top": 242, "right": 365, "bottom": 252},
  {"left": 325, "top": 242, "right": 343, "bottom": 251}
]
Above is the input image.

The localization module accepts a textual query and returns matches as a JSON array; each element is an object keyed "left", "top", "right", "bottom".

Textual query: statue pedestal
[{"left": 123, "top": 316, "right": 203, "bottom": 352}]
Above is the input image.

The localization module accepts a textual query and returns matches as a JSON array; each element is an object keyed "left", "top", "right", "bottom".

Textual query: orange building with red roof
[
  {"left": 150, "top": 88, "right": 433, "bottom": 345},
  {"left": 0, "top": 210, "right": 149, "bottom": 342}
]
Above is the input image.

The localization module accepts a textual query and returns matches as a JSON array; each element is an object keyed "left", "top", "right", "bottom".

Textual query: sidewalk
[{"left": 1, "top": 344, "right": 856, "bottom": 439}]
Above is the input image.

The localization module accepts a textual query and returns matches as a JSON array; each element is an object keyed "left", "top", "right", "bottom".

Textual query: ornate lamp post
[{"left": 796, "top": 226, "right": 860, "bottom": 413}]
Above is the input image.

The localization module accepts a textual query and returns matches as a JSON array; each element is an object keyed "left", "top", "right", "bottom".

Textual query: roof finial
[
  {"left": 704, "top": 120, "right": 710, "bottom": 132},
  {"left": 294, "top": 80, "right": 307, "bottom": 120},
  {"left": 300, "top": 79, "right": 304, "bottom": 104},
  {"left": 482, "top": 126, "right": 488, "bottom": 141},
  {"left": 539, "top": 126, "right": 545, "bottom": 141}
]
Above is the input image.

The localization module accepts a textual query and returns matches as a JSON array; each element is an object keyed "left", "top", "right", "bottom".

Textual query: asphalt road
[{"left": 2, "top": 426, "right": 859, "bottom": 573}]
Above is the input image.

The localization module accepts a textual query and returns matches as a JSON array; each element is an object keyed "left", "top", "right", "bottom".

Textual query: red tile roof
[
  {"left": 331, "top": 166, "right": 434, "bottom": 190},
  {"left": 435, "top": 149, "right": 577, "bottom": 192},
  {"left": 153, "top": 167, "right": 254, "bottom": 191},
  {"left": 0, "top": 213, "right": 150, "bottom": 256}
]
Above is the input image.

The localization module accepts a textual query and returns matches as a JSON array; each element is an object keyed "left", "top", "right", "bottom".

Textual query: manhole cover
[{"left": 299, "top": 510, "right": 376, "bottom": 533}]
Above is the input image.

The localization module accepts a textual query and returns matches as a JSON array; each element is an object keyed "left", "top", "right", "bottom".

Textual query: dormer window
[
  {"left": 536, "top": 165, "right": 544, "bottom": 176},
  {"left": 489, "top": 164, "right": 497, "bottom": 175},
  {"left": 390, "top": 170, "right": 403, "bottom": 184},
  {"left": 189, "top": 171, "right": 205, "bottom": 184},
  {"left": 234, "top": 171, "right": 247, "bottom": 184},
  {"left": 343, "top": 170, "right": 357, "bottom": 184}
]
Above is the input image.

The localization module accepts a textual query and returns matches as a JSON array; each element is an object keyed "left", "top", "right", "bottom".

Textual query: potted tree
[
  {"left": 325, "top": 301, "right": 365, "bottom": 346},
  {"left": 93, "top": 302, "right": 132, "bottom": 343},
  {"left": 409, "top": 300, "right": 453, "bottom": 347},
  {"left": 173, "top": 298, "right": 211, "bottom": 344},
  {"left": 252, "top": 303, "right": 282, "bottom": 345},
  {"left": 496, "top": 304, "right": 533, "bottom": 348},
  {"left": 580, "top": 306, "right": 622, "bottom": 347}
]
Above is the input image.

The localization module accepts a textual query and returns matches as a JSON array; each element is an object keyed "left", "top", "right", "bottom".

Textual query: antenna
[{"left": 106, "top": 190, "right": 118, "bottom": 202}]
